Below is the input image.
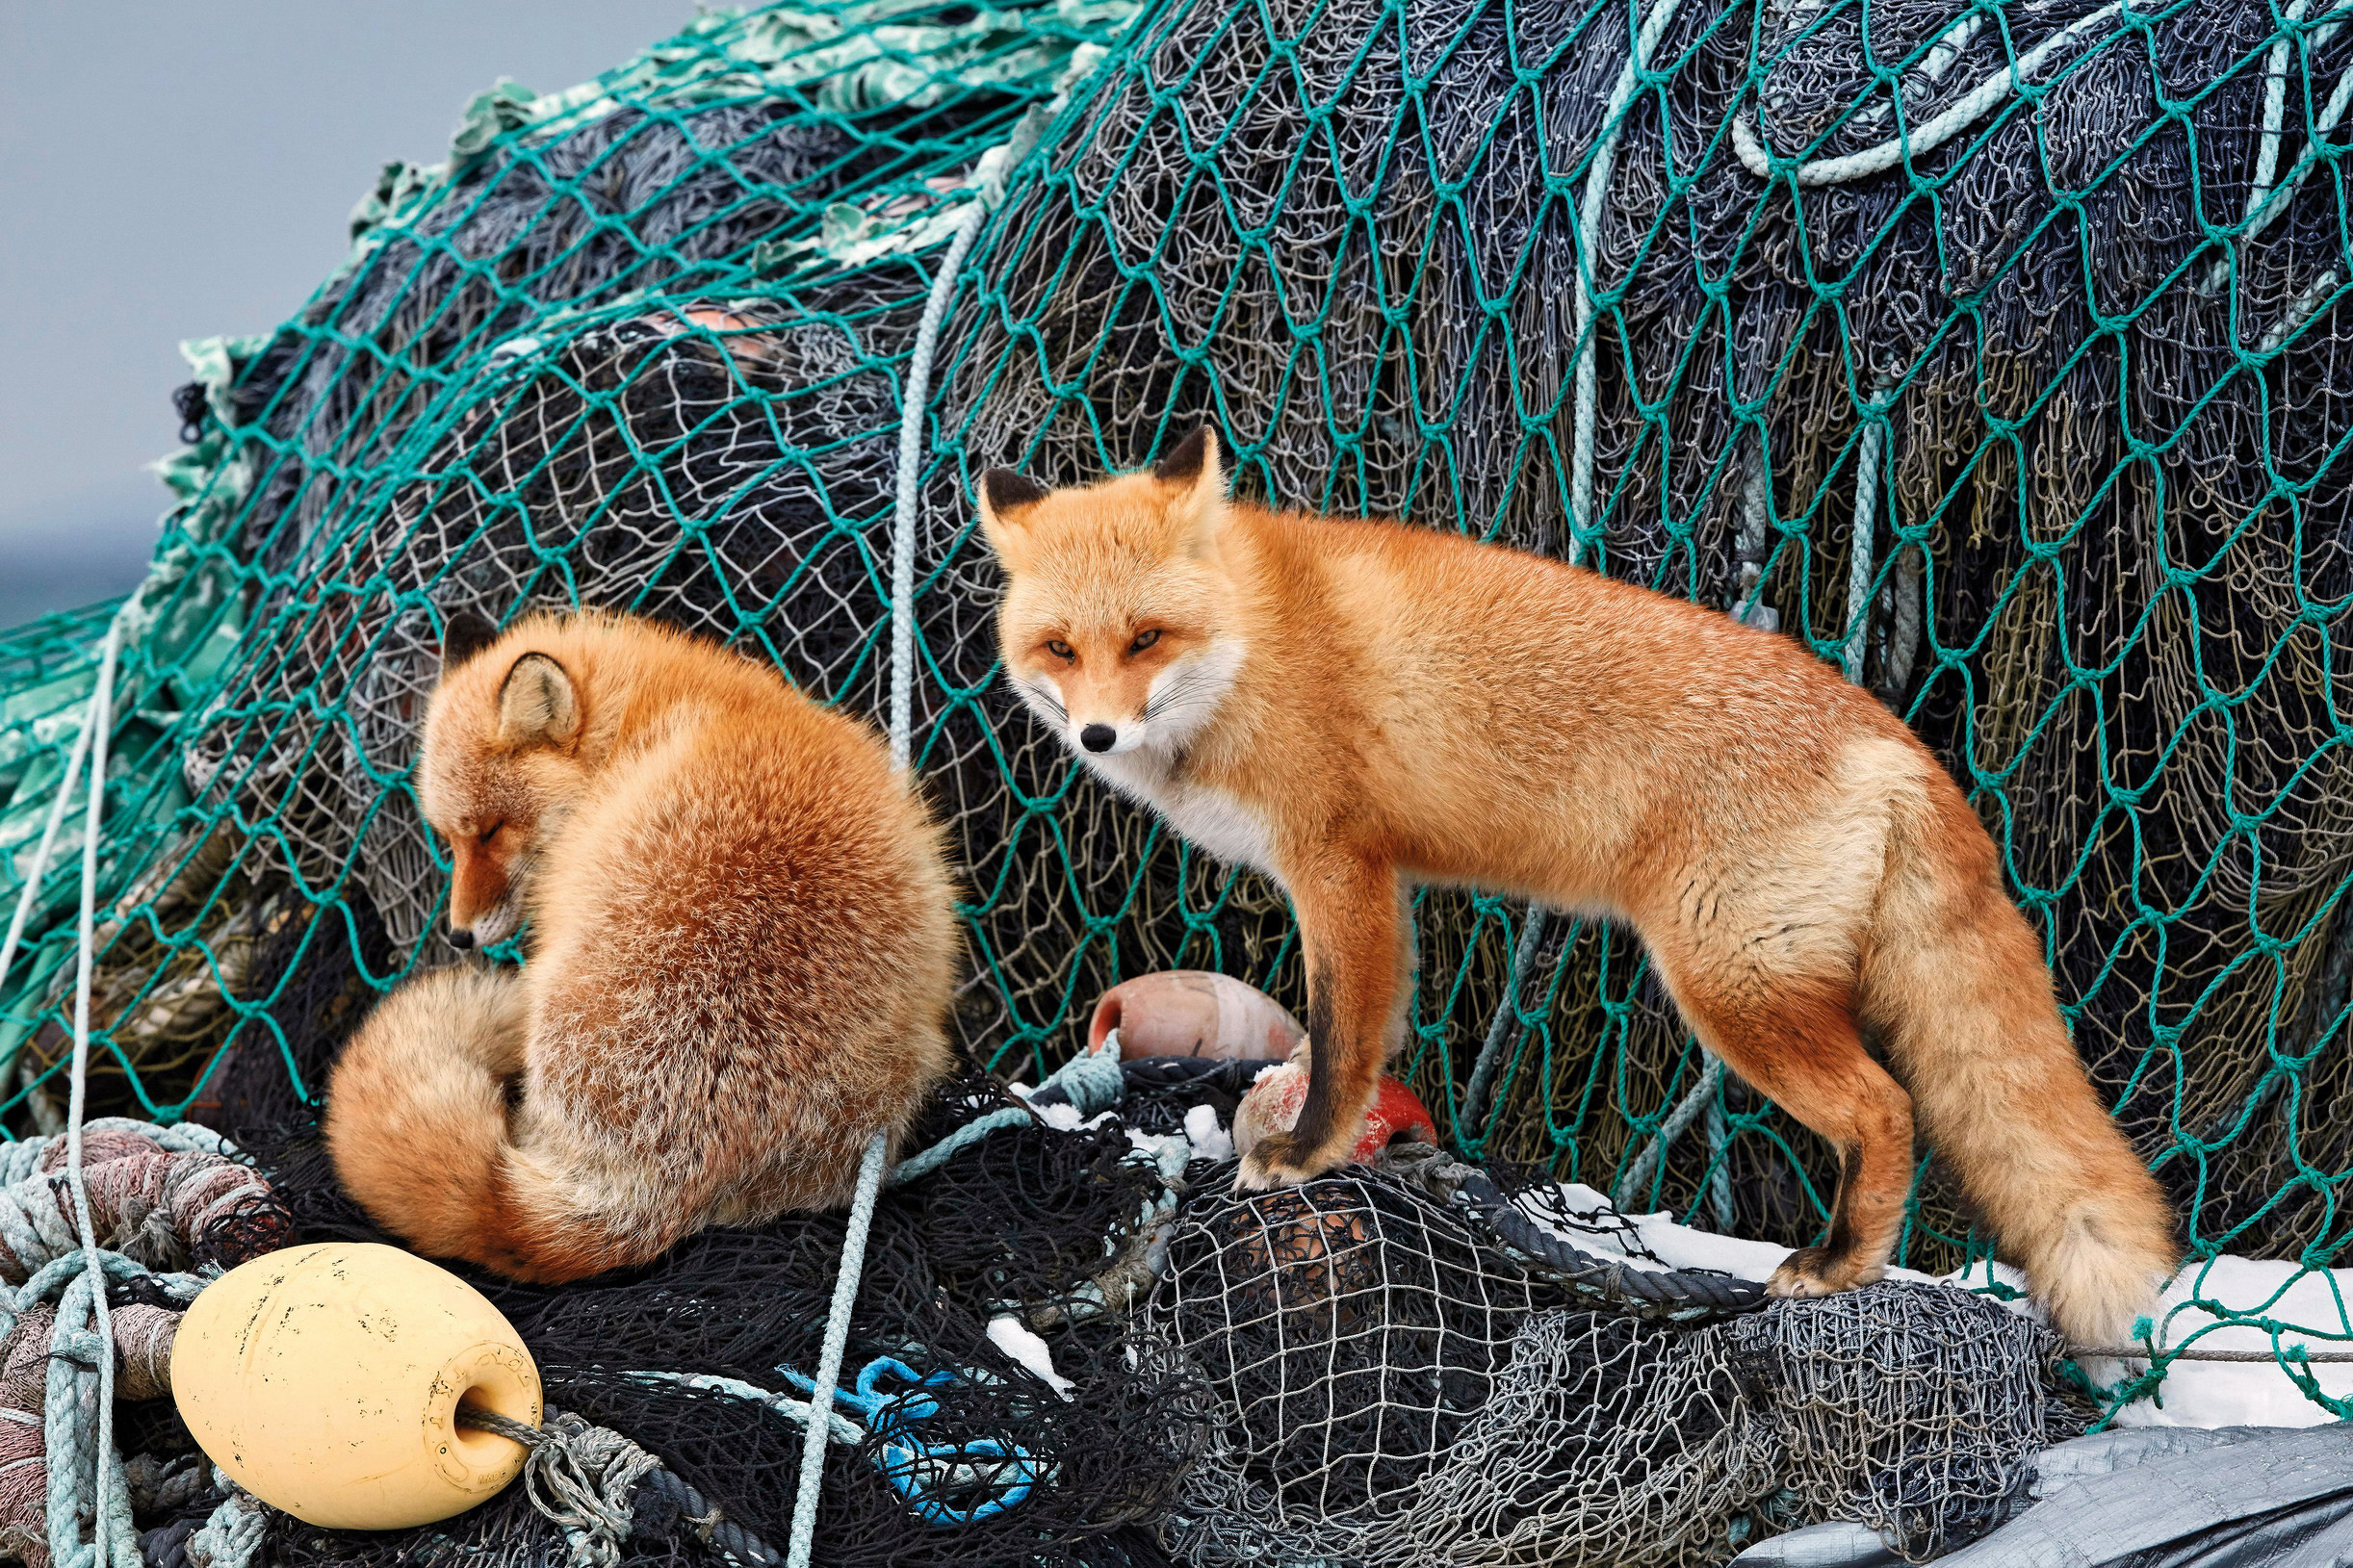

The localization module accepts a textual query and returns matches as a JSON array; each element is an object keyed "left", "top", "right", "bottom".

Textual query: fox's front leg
[{"left": 1240, "top": 854, "right": 1401, "bottom": 1189}]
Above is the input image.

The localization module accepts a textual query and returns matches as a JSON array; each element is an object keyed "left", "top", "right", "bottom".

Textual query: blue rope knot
[{"left": 780, "top": 1356, "right": 1044, "bottom": 1527}]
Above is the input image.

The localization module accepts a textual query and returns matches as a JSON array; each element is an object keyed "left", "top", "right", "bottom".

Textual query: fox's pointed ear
[
  {"left": 975, "top": 467, "right": 1048, "bottom": 571},
  {"left": 441, "top": 607, "right": 499, "bottom": 670},
  {"left": 498, "top": 653, "right": 581, "bottom": 748},
  {"left": 1154, "top": 426, "right": 1227, "bottom": 557}
]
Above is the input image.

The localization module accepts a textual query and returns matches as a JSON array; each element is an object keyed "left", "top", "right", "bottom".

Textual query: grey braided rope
[
  {"left": 182, "top": 1476, "right": 265, "bottom": 1568},
  {"left": 454, "top": 1406, "right": 782, "bottom": 1566}
]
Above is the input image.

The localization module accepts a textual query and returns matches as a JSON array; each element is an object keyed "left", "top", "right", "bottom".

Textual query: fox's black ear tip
[
  {"left": 441, "top": 607, "right": 499, "bottom": 668},
  {"left": 1151, "top": 426, "right": 1217, "bottom": 484},
  {"left": 979, "top": 467, "right": 1050, "bottom": 517}
]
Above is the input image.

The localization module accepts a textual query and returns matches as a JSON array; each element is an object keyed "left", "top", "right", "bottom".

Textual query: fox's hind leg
[{"left": 1653, "top": 966, "right": 1916, "bottom": 1298}]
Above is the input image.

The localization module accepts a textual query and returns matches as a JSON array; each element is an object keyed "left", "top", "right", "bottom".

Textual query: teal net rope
[{"left": 2, "top": 0, "right": 2351, "bottom": 1426}]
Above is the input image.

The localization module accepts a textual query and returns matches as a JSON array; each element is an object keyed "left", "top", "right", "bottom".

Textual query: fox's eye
[
  {"left": 1045, "top": 639, "right": 1075, "bottom": 661},
  {"left": 1128, "top": 629, "right": 1162, "bottom": 654},
  {"left": 477, "top": 823, "right": 503, "bottom": 845}
]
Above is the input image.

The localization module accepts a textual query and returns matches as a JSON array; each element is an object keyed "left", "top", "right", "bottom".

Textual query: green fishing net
[{"left": 3, "top": 0, "right": 2350, "bottom": 1429}]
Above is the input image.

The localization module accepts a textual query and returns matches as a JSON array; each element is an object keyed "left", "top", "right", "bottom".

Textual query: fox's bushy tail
[
  {"left": 327, "top": 967, "right": 691, "bottom": 1280},
  {"left": 324, "top": 965, "right": 538, "bottom": 1272},
  {"left": 1865, "top": 782, "right": 2177, "bottom": 1347}
]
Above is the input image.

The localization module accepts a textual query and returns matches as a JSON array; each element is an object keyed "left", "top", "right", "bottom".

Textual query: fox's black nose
[
  {"left": 447, "top": 925, "right": 477, "bottom": 951},
  {"left": 1079, "top": 724, "right": 1117, "bottom": 754}
]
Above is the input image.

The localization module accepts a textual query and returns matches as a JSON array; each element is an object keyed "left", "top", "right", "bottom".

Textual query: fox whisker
[{"left": 1024, "top": 682, "right": 1069, "bottom": 723}]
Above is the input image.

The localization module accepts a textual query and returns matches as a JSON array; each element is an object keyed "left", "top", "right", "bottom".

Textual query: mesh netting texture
[
  {"left": 922, "top": 0, "right": 2353, "bottom": 1275},
  {"left": 0, "top": 2, "right": 2350, "bottom": 1554},
  {"left": 136, "top": 1034, "right": 2082, "bottom": 1567},
  {"left": 162, "top": 1053, "right": 1206, "bottom": 1568},
  {"left": 1147, "top": 1166, "right": 2083, "bottom": 1566}
]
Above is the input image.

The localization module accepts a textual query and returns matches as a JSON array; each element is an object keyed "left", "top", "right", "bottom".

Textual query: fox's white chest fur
[
  {"left": 1021, "top": 640, "right": 1275, "bottom": 878},
  {"left": 1087, "top": 752, "right": 1278, "bottom": 879}
]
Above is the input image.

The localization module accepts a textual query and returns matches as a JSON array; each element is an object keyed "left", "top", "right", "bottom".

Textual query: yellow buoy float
[{"left": 171, "top": 1241, "right": 542, "bottom": 1529}]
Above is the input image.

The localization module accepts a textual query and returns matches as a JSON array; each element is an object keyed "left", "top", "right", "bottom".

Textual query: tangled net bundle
[
  {"left": 0, "top": 0, "right": 2351, "bottom": 1556},
  {"left": 1150, "top": 1170, "right": 2082, "bottom": 1565},
  {"left": 94, "top": 1029, "right": 2078, "bottom": 1568},
  {"left": 145, "top": 1045, "right": 1210, "bottom": 1568}
]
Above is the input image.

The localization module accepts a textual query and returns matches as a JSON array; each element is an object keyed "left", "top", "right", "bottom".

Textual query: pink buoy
[
  {"left": 1232, "top": 1060, "right": 1440, "bottom": 1166},
  {"left": 1088, "top": 970, "right": 1306, "bottom": 1061}
]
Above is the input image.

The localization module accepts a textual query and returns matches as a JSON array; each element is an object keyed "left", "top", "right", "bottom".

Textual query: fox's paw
[
  {"left": 1765, "top": 1246, "right": 1885, "bottom": 1301},
  {"left": 1236, "top": 1129, "right": 1346, "bottom": 1192}
]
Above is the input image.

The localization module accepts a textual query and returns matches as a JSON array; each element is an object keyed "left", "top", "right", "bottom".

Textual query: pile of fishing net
[
  {"left": 1149, "top": 1169, "right": 2083, "bottom": 1566},
  {"left": 2, "top": 0, "right": 2352, "bottom": 1558},
  {"left": 174, "top": 1066, "right": 1200, "bottom": 1567},
  {"left": 918, "top": 0, "right": 2353, "bottom": 1269},
  {"left": 81, "top": 1009, "right": 2079, "bottom": 1568},
  {"left": 57, "top": 0, "right": 2340, "bottom": 1301}
]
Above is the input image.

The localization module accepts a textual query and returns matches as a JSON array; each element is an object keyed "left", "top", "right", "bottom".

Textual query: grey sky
[{"left": 0, "top": 1, "right": 692, "bottom": 627}]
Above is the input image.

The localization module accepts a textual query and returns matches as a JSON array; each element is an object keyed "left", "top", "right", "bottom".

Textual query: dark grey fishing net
[{"left": 0, "top": 0, "right": 2343, "bottom": 1561}]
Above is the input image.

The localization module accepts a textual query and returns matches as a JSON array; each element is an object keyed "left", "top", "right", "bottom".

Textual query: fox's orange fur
[
  {"left": 324, "top": 611, "right": 958, "bottom": 1282},
  {"left": 975, "top": 429, "right": 2176, "bottom": 1344}
]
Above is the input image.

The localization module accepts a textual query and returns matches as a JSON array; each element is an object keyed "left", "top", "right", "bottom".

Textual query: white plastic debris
[{"left": 987, "top": 1315, "right": 1074, "bottom": 1399}]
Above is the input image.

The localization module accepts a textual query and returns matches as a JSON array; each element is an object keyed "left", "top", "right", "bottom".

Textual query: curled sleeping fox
[
  {"left": 326, "top": 611, "right": 957, "bottom": 1280},
  {"left": 972, "top": 427, "right": 2173, "bottom": 1345}
]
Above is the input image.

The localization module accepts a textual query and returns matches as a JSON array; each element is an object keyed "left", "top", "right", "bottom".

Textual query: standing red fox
[
  {"left": 975, "top": 428, "right": 2175, "bottom": 1344},
  {"left": 325, "top": 611, "right": 957, "bottom": 1282}
]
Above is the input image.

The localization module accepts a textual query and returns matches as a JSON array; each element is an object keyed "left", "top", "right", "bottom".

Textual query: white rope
[
  {"left": 2258, "top": 265, "right": 2345, "bottom": 354},
  {"left": 2209, "top": 13, "right": 2353, "bottom": 341},
  {"left": 631, "top": 1371, "right": 864, "bottom": 1445},
  {"left": 797, "top": 130, "right": 1011, "bottom": 1563},
  {"left": 786, "top": 1129, "right": 888, "bottom": 1568},
  {"left": 2239, "top": 63, "right": 2353, "bottom": 242},
  {"left": 1569, "top": 0, "right": 1688, "bottom": 563},
  {"left": 0, "top": 712, "right": 93, "bottom": 1065},
  {"left": 60, "top": 616, "right": 128, "bottom": 1568},
  {"left": 1730, "top": 0, "right": 2132, "bottom": 187},
  {"left": 1462, "top": 907, "right": 1549, "bottom": 1136},
  {"left": 891, "top": 196, "right": 992, "bottom": 774},
  {"left": 1613, "top": 1053, "right": 1727, "bottom": 1213},
  {"left": 888, "top": 109, "right": 1039, "bottom": 771},
  {"left": 1729, "top": 432, "right": 1775, "bottom": 628},
  {"left": 185, "top": 1475, "right": 267, "bottom": 1568},
  {"left": 2219, "top": 3, "right": 2353, "bottom": 270},
  {"left": 1701, "top": 1072, "right": 1734, "bottom": 1229},
  {"left": 1843, "top": 407, "right": 1884, "bottom": 683},
  {"left": 1727, "top": 0, "right": 2353, "bottom": 339},
  {"left": 2252, "top": 0, "right": 2319, "bottom": 220}
]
